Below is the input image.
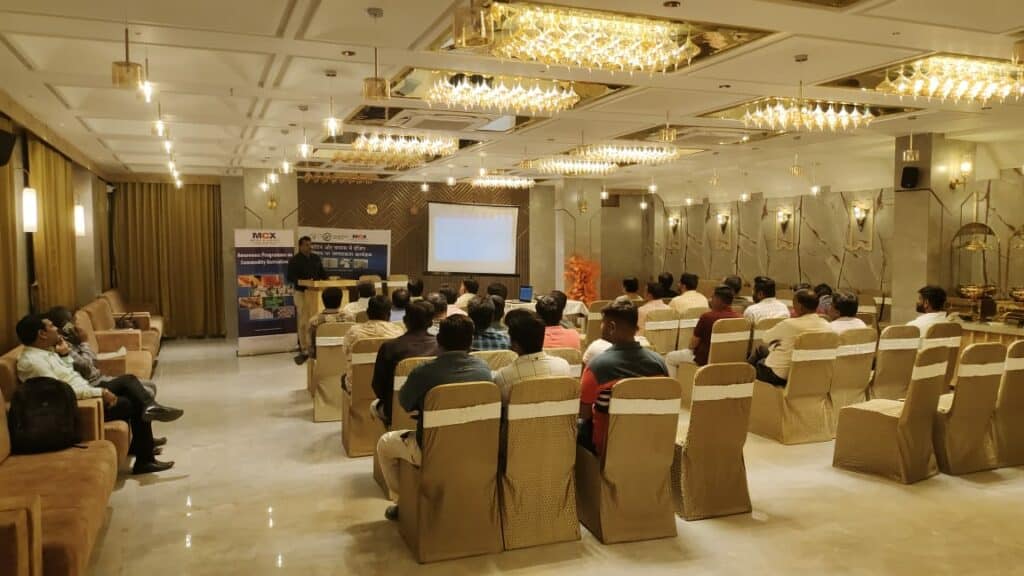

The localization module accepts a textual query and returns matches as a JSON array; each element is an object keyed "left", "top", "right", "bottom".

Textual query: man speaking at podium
[{"left": 287, "top": 235, "right": 326, "bottom": 365}]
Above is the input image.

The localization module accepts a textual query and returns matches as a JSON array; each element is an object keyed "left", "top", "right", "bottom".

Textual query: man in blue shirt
[
  {"left": 376, "top": 314, "right": 494, "bottom": 521},
  {"left": 469, "top": 295, "right": 510, "bottom": 351}
]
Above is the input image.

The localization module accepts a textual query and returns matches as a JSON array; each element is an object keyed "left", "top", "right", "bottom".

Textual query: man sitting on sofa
[{"left": 15, "top": 314, "right": 175, "bottom": 474}]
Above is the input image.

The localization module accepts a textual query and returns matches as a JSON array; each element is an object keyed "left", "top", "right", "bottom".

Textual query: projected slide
[{"left": 427, "top": 202, "right": 519, "bottom": 275}]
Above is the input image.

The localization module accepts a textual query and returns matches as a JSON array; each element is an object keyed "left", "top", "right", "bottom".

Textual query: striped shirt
[{"left": 493, "top": 352, "right": 572, "bottom": 404}]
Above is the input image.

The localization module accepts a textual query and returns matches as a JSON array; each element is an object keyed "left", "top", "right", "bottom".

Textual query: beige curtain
[
  {"left": 113, "top": 182, "right": 224, "bottom": 337},
  {"left": 92, "top": 174, "right": 112, "bottom": 291},
  {"left": 0, "top": 142, "right": 19, "bottom": 352},
  {"left": 28, "top": 136, "right": 76, "bottom": 313}
]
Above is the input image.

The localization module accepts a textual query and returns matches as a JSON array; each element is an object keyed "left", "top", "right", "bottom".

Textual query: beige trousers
[
  {"left": 377, "top": 430, "right": 421, "bottom": 503},
  {"left": 666, "top": 349, "right": 695, "bottom": 378},
  {"left": 295, "top": 290, "right": 308, "bottom": 354}
]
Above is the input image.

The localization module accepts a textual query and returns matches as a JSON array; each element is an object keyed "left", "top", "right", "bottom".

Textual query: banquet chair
[
  {"left": 855, "top": 311, "right": 877, "bottom": 329},
  {"left": 398, "top": 382, "right": 503, "bottom": 563},
  {"left": 933, "top": 342, "right": 1006, "bottom": 475},
  {"left": 340, "top": 337, "right": 389, "bottom": 457},
  {"left": 372, "top": 356, "right": 435, "bottom": 493},
  {"left": 544, "top": 347, "right": 583, "bottom": 377},
  {"left": 644, "top": 309, "right": 680, "bottom": 355},
  {"left": 471, "top": 350, "right": 518, "bottom": 371},
  {"left": 751, "top": 317, "right": 785, "bottom": 351},
  {"left": 386, "top": 274, "right": 409, "bottom": 298},
  {"left": 828, "top": 328, "right": 878, "bottom": 434},
  {"left": 921, "top": 322, "right": 962, "bottom": 388},
  {"left": 832, "top": 346, "right": 947, "bottom": 483},
  {"left": 869, "top": 325, "right": 921, "bottom": 400},
  {"left": 678, "top": 317, "right": 751, "bottom": 407},
  {"left": 676, "top": 307, "right": 708, "bottom": 352},
  {"left": 584, "top": 300, "right": 613, "bottom": 348},
  {"left": 308, "top": 322, "right": 353, "bottom": 422},
  {"left": 576, "top": 377, "right": 679, "bottom": 544},
  {"left": 500, "top": 376, "right": 580, "bottom": 550},
  {"left": 749, "top": 331, "right": 839, "bottom": 444},
  {"left": 992, "top": 341, "right": 1024, "bottom": 467},
  {"left": 672, "top": 363, "right": 755, "bottom": 520}
]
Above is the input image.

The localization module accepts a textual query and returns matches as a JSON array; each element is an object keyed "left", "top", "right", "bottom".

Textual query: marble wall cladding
[{"left": 660, "top": 188, "right": 894, "bottom": 293}]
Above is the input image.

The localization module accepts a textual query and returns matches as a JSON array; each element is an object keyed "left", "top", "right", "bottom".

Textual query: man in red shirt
[
  {"left": 538, "top": 295, "right": 581, "bottom": 351},
  {"left": 666, "top": 285, "right": 740, "bottom": 375}
]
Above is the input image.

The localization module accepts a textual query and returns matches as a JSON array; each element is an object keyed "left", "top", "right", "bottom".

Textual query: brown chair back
[
  {"left": 676, "top": 307, "right": 708, "bottom": 351},
  {"left": 707, "top": 317, "right": 752, "bottom": 364},
  {"left": 644, "top": 308, "right": 679, "bottom": 355},
  {"left": 871, "top": 325, "right": 921, "bottom": 400},
  {"left": 994, "top": 340, "right": 1024, "bottom": 467},
  {"left": 830, "top": 327, "right": 878, "bottom": 425},
  {"left": 935, "top": 342, "right": 1006, "bottom": 474},
  {"left": 751, "top": 317, "right": 784, "bottom": 350},
  {"left": 391, "top": 356, "right": 435, "bottom": 431},
  {"left": 855, "top": 311, "right": 877, "bottom": 328},
  {"left": 471, "top": 350, "right": 518, "bottom": 370},
  {"left": 544, "top": 347, "right": 583, "bottom": 377},
  {"left": 785, "top": 331, "right": 840, "bottom": 400},
  {"left": 309, "top": 322, "right": 353, "bottom": 421},
  {"left": 83, "top": 298, "right": 116, "bottom": 331},
  {"left": 922, "top": 322, "right": 962, "bottom": 387},
  {"left": 0, "top": 347, "right": 21, "bottom": 401},
  {"left": 340, "top": 337, "right": 390, "bottom": 457},
  {"left": 584, "top": 300, "right": 613, "bottom": 347}
]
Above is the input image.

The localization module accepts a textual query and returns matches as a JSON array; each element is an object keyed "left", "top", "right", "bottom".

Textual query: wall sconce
[
  {"left": 600, "top": 185, "right": 609, "bottom": 201},
  {"left": 22, "top": 187, "right": 38, "bottom": 233},
  {"left": 577, "top": 195, "right": 589, "bottom": 214},
  {"left": 668, "top": 215, "right": 680, "bottom": 232},
  {"left": 777, "top": 208, "right": 792, "bottom": 234},
  {"left": 640, "top": 197, "right": 649, "bottom": 211},
  {"left": 949, "top": 156, "right": 973, "bottom": 189},
  {"left": 420, "top": 182, "right": 430, "bottom": 192},
  {"left": 740, "top": 192, "right": 750, "bottom": 202},
  {"left": 853, "top": 204, "right": 870, "bottom": 231},
  {"left": 716, "top": 212, "right": 730, "bottom": 234},
  {"left": 74, "top": 204, "right": 86, "bottom": 237}
]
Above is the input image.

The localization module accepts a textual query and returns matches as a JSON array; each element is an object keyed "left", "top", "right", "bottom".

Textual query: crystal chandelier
[
  {"left": 425, "top": 71, "right": 579, "bottom": 115},
  {"left": 521, "top": 156, "right": 617, "bottom": 176},
  {"left": 471, "top": 174, "right": 536, "bottom": 189},
  {"left": 571, "top": 143, "right": 682, "bottom": 166},
  {"left": 353, "top": 131, "right": 458, "bottom": 158},
  {"left": 876, "top": 55, "right": 1024, "bottom": 105},
  {"left": 488, "top": 2, "right": 701, "bottom": 74},
  {"left": 330, "top": 150, "right": 428, "bottom": 170},
  {"left": 743, "top": 84, "right": 875, "bottom": 132}
]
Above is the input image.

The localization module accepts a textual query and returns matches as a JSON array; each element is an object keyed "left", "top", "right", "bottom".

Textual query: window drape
[
  {"left": 112, "top": 182, "right": 224, "bottom": 338},
  {"left": 28, "top": 136, "right": 77, "bottom": 314},
  {"left": 92, "top": 174, "right": 112, "bottom": 291},
  {"left": 0, "top": 150, "right": 19, "bottom": 352}
]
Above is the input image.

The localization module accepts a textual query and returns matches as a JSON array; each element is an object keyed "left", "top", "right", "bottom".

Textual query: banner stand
[{"left": 235, "top": 229, "right": 298, "bottom": 356}]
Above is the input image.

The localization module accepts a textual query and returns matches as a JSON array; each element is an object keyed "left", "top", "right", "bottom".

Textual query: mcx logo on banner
[{"left": 251, "top": 231, "right": 278, "bottom": 241}]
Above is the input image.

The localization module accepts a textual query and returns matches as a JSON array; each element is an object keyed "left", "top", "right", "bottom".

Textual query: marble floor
[{"left": 90, "top": 339, "right": 1024, "bottom": 575}]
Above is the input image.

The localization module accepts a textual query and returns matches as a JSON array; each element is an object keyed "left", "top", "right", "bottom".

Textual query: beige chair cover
[
  {"left": 751, "top": 317, "right": 785, "bottom": 350},
  {"left": 678, "top": 317, "right": 751, "bottom": 407},
  {"left": 372, "top": 356, "right": 436, "bottom": 493},
  {"left": 644, "top": 308, "right": 680, "bottom": 355},
  {"left": 544, "top": 347, "right": 583, "bottom": 377},
  {"left": 676, "top": 307, "right": 709, "bottom": 352},
  {"left": 992, "top": 340, "right": 1024, "bottom": 467},
  {"left": 869, "top": 325, "right": 920, "bottom": 400},
  {"left": 340, "top": 337, "right": 389, "bottom": 457},
  {"left": 584, "top": 300, "right": 613, "bottom": 348},
  {"left": 471, "top": 350, "right": 518, "bottom": 370},
  {"left": 576, "top": 377, "right": 679, "bottom": 544},
  {"left": 921, "top": 322, "right": 962, "bottom": 387},
  {"left": 749, "top": 330, "right": 839, "bottom": 444},
  {"left": 309, "top": 322, "right": 353, "bottom": 422},
  {"left": 828, "top": 327, "right": 878, "bottom": 433},
  {"left": 673, "top": 363, "right": 754, "bottom": 520},
  {"left": 501, "top": 376, "right": 580, "bottom": 550},
  {"left": 933, "top": 342, "right": 1005, "bottom": 475},
  {"left": 398, "top": 382, "right": 503, "bottom": 563},
  {"left": 855, "top": 311, "right": 877, "bottom": 328},
  {"left": 832, "top": 346, "right": 947, "bottom": 483}
]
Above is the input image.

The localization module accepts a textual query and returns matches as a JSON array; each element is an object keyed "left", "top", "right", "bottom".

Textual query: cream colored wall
[{"left": 528, "top": 185, "right": 557, "bottom": 293}]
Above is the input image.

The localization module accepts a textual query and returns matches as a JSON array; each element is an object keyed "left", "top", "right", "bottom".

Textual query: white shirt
[
  {"left": 342, "top": 297, "right": 369, "bottom": 318},
  {"left": 455, "top": 292, "right": 475, "bottom": 310},
  {"left": 493, "top": 352, "right": 572, "bottom": 404},
  {"left": 637, "top": 299, "right": 670, "bottom": 335},
  {"left": 342, "top": 319, "right": 405, "bottom": 351},
  {"left": 744, "top": 297, "right": 792, "bottom": 324},
  {"left": 830, "top": 316, "right": 868, "bottom": 334},
  {"left": 669, "top": 291, "right": 709, "bottom": 314},
  {"left": 582, "top": 335, "right": 652, "bottom": 365},
  {"left": 17, "top": 346, "right": 103, "bottom": 399},
  {"left": 907, "top": 312, "right": 947, "bottom": 335},
  {"left": 763, "top": 313, "right": 831, "bottom": 379}
]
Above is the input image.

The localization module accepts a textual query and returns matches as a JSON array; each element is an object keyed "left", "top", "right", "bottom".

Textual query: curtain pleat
[
  {"left": 112, "top": 182, "right": 224, "bottom": 338},
  {"left": 0, "top": 151, "right": 19, "bottom": 351},
  {"left": 28, "top": 136, "right": 76, "bottom": 313},
  {"left": 92, "top": 174, "right": 112, "bottom": 291}
]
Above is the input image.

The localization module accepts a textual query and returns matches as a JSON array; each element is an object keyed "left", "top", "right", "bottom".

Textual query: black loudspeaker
[
  {"left": 0, "top": 129, "right": 14, "bottom": 168},
  {"left": 900, "top": 166, "right": 920, "bottom": 189}
]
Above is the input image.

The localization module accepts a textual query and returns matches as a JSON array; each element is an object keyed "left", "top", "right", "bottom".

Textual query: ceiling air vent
[{"left": 385, "top": 109, "right": 497, "bottom": 132}]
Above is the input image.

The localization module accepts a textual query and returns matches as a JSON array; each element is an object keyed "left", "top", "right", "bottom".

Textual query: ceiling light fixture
[
  {"left": 471, "top": 174, "right": 536, "bottom": 189},
  {"left": 281, "top": 159, "right": 291, "bottom": 175},
  {"left": 572, "top": 143, "right": 682, "bottom": 166},
  {"left": 175, "top": 178, "right": 183, "bottom": 189},
  {"left": 743, "top": 83, "right": 875, "bottom": 132},
  {"left": 640, "top": 197, "right": 649, "bottom": 210},
  {"left": 446, "top": 175, "right": 457, "bottom": 186},
  {"left": 163, "top": 139, "right": 172, "bottom": 153},
  {"left": 267, "top": 171, "right": 279, "bottom": 185},
  {"left": 488, "top": 2, "right": 701, "bottom": 74},
  {"left": 353, "top": 131, "right": 459, "bottom": 159},
  {"left": 259, "top": 181, "right": 269, "bottom": 192},
  {"left": 740, "top": 192, "right": 750, "bottom": 202},
  {"left": 685, "top": 197, "right": 693, "bottom": 206},
  {"left": 420, "top": 182, "right": 430, "bottom": 192},
  {"left": 876, "top": 55, "right": 1024, "bottom": 105},
  {"left": 426, "top": 71, "right": 579, "bottom": 116},
  {"left": 167, "top": 160, "right": 176, "bottom": 172},
  {"left": 648, "top": 179, "right": 659, "bottom": 194},
  {"left": 362, "top": 9, "right": 390, "bottom": 100},
  {"left": 657, "top": 111, "right": 678, "bottom": 143},
  {"left": 521, "top": 156, "right": 618, "bottom": 176},
  {"left": 111, "top": 26, "right": 143, "bottom": 88},
  {"left": 139, "top": 57, "right": 153, "bottom": 103},
  {"left": 903, "top": 132, "right": 920, "bottom": 163},
  {"left": 325, "top": 95, "right": 340, "bottom": 138}
]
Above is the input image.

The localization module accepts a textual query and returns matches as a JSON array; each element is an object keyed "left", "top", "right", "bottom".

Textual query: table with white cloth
[{"left": 505, "top": 299, "right": 589, "bottom": 316}]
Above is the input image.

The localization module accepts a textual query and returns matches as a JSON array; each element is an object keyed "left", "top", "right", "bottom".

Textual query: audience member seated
[
  {"left": 814, "top": 283, "right": 834, "bottom": 315},
  {"left": 724, "top": 275, "right": 751, "bottom": 309},
  {"left": 489, "top": 295, "right": 507, "bottom": 331},
  {"left": 622, "top": 276, "right": 642, "bottom": 302},
  {"left": 15, "top": 314, "right": 175, "bottom": 474},
  {"left": 455, "top": 278, "right": 479, "bottom": 310},
  {"left": 907, "top": 285, "right": 948, "bottom": 333},
  {"left": 582, "top": 333, "right": 651, "bottom": 365},
  {"left": 486, "top": 282, "right": 508, "bottom": 300},
  {"left": 665, "top": 285, "right": 740, "bottom": 376},
  {"left": 493, "top": 309, "right": 572, "bottom": 404},
  {"left": 371, "top": 301, "right": 439, "bottom": 426},
  {"left": 828, "top": 292, "right": 867, "bottom": 334},
  {"left": 659, "top": 272, "right": 679, "bottom": 298},
  {"left": 748, "top": 289, "right": 830, "bottom": 387},
  {"left": 468, "top": 296, "right": 510, "bottom": 351},
  {"left": 549, "top": 289, "right": 575, "bottom": 329},
  {"left": 638, "top": 282, "right": 670, "bottom": 335},
  {"left": 308, "top": 287, "right": 353, "bottom": 359},
  {"left": 390, "top": 288, "right": 411, "bottom": 323},
  {"left": 343, "top": 281, "right": 376, "bottom": 318},
  {"left": 376, "top": 315, "right": 494, "bottom": 520},
  {"left": 344, "top": 295, "right": 405, "bottom": 351},
  {"left": 537, "top": 295, "right": 581, "bottom": 351},
  {"left": 743, "top": 276, "right": 791, "bottom": 323},
  {"left": 407, "top": 278, "right": 425, "bottom": 302},
  {"left": 579, "top": 300, "right": 669, "bottom": 456},
  {"left": 669, "top": 273, "right": 709, "bottom": 313},
  {"left": 425, "top": 292, "right": 448, "bottom": 335},
  {"left": 439, "top": 284, "right": 468, "bottom": 317}
]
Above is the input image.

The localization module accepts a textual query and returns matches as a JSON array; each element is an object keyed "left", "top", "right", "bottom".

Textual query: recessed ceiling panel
[
  {"left": 866, "top": 0, "right": 1024, "bottom": 34},
  {"left": 592, "top": 88, "right": 759, "bottom": 118},
  {"left": 84, "top": 117, "right": 244, "bottom": 140},
  {"left": 304, "top": 0, "right": 452, "bottom": 47}
]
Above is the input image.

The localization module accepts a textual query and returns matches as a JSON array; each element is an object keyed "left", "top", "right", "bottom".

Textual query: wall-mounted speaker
[
  {"left": 0, "top": 129, "right": 15, "bottom": 168},
  {"left": 900, "top": 166, "right": 920, "bottom": 190}
]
